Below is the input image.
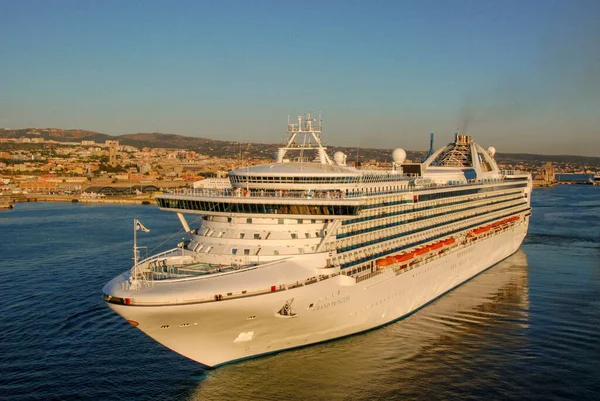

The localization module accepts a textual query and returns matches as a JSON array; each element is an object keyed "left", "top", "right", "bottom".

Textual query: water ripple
[{"left": 1, "top": 187, "right": 600, "bottom": 400}]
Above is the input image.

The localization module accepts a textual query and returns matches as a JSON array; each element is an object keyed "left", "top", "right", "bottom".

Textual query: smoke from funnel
[{"left": 456, "top": 15, "right": 600, "bottom": 147}]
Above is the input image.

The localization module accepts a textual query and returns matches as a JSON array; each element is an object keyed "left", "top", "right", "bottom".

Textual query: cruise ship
[{"left": 103, "top": 113, "right": 532, "bottom": 367}]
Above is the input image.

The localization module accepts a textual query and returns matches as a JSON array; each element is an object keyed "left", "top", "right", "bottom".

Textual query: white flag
[{"left": 135, "top": 220, "right": 150, "bottom": 233}]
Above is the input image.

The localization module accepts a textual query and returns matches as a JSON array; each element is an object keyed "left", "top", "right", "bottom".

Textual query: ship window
[
  {"left": 278, "top": 218, "right": 284, "bottom": 224},
  {"left": 254, "top": 233, "right": 260, "bottom": 239},
  {"left": 239, "top": 233, "right": 245, "bottom": 239},
  {"left": 291, "top": 233, "right": 297, "bottom": 239},
  {"left": 274, "top": 250, "right": 279, "bottom": 255},
  {"left": 232, "top": 248, "right": 237, "bottom": 255},
  {"left": 311, "top": 219, "right": 316, "bottom": 223},
  {"left": 298, "top": 219, "right": 303, "bottom": 224},
  {"left": 305, "top": 233, "right": 310, "bottom": 238},
  {"left": 298, "top": 248, "right": 304, "bottom": 254},
  {"left": 228, "top": 217, "right": 232, "bottom": 223},
  {"left": 244, "top": 249, "right": 250, "bottom": 255},
  {"left": 247, "top": 218, "right": 253, "bottom": 223}
]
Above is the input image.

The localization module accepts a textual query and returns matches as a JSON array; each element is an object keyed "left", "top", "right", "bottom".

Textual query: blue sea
[{"left": 1, "top": 185, "right": 599, "bottom": 401}]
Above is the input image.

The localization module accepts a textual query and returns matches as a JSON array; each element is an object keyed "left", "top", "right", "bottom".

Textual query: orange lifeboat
[
  {"left": 430, "top": 242, "right": 444, "bottom": 250},
  {"left": 415, "top": 246, "right": 430, "bottom": 256},
  {"left": 395, "top": 252, "right": 415, "bottom": 263},
  {"left": 443, "top": 238, "right": 455, "bottom": 245}
]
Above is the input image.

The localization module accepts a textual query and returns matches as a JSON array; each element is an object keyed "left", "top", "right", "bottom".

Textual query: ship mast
[
  {"left": 277, "top": 111, "right": 332, "bottom": 165},
  {"left": 133, "top": 218, "right": 139, "bottom": 276}
]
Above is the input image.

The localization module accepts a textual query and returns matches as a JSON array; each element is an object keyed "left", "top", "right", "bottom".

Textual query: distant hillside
[
  {"left": 116, "top": 133, "right": 213, "bottom": 149},
  {"left": 0, "top": 128, "right": 112, "bottom": 142},
  {"left": 1, "top": 127, "right": 598, "bottom": 166},
  {"left": 494, "top": 152, "right": 600, "bottom": 166}
]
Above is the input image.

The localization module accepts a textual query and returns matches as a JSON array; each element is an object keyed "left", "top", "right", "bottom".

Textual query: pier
[{"left": 8, "top": 194, "right": 156, "bottom": 205}]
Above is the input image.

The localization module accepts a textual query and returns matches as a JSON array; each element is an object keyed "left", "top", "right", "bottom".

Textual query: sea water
[{"left": 1, "top": 185, "right": 599, "bottom": 400}]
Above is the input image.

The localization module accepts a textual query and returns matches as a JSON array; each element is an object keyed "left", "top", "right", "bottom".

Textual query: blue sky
[{"left": 1, "top": 0, "right": 598, "bottom": 156}]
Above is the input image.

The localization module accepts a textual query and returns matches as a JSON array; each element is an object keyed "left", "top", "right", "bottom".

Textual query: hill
[{"left": 1, "top": 127, "right": 598, "bottom": 166}]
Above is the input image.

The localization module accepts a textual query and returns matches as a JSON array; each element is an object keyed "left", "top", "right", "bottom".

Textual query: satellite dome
[
  {"left": 487, "top": 146, "right": 496, "bottom": 157},
  {"left": 392, "top": 148, "right": 406, "bottom": 164},
  {"left": 334, "top": 151, "right": 345, "bottom": 165}
]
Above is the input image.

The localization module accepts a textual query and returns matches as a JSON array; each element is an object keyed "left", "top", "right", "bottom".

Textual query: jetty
[
  {"left": 9, "top": 194, "right": 156, "bottom": 205},
  {"left": 0, "top": 195, "right": 13, "bottom": 209}
]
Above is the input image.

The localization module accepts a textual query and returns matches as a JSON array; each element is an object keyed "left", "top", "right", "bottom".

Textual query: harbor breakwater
[{"left": 8, "top": 194, "right": 156, "bottom": 205}]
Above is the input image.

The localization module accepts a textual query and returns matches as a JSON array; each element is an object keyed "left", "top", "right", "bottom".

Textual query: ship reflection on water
[{"left": 188, "top": 250, "right": 530, "bottom": 401}]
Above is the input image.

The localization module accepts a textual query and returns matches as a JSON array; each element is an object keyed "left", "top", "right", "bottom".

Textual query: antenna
[
  {"left": 238, "top": 133, "right": 243, "bottom": 169},
  {"left": 278, "top": 110, "right": 332, "bottom": 164},
  {"left": 319, "top": 109, "right": 322, "bottom": 129}
]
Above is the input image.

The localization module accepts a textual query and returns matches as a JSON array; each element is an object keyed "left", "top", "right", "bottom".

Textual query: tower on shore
[{"left": 106, "top": 140, "right": 119, "bottom": 166}]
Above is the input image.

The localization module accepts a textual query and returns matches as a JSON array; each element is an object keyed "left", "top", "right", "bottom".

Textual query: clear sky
[{"left": 1, "top": 0, "right": 599, "bottom": 156}]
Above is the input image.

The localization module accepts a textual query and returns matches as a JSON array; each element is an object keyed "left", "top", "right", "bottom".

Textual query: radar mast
[{"left": 277, "top": 111, "right": 332, "bottom": 165}]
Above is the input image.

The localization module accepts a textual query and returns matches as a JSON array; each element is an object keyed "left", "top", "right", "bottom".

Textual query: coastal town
[{"left": 1, "top": 132, "right": 599, "bottom": 208}]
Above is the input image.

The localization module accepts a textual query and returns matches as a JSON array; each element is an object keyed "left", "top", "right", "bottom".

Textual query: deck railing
[
  {"left": 501, "top": 170, "right": 529, "bottom": 176},
  {"left": 167, "top": 188, "right": 362, "bottom": 199},
  {"left": 163, "top": 177, "right": 516, "bottom": 201}
]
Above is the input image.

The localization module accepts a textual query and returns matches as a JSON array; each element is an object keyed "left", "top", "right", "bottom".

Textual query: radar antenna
[{"left": 277, "top": 111, "right": 332, "bottom": 165}]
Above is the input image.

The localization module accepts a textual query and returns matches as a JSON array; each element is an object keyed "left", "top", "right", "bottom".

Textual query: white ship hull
[{"left": 107, "top": 221, "right": 528, "bottom": 367}]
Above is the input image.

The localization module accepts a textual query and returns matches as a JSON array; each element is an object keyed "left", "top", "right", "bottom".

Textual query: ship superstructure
[{"left": 103, "top": 113, "right": 532, "bottom": 367}]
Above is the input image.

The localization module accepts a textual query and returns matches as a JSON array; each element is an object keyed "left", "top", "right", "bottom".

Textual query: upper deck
[
  {"left": 157, "top": 114, "right": 531, "bottom": 216},
  {"left": 156, "top": 175, "right": 530, "bottom": 217}
]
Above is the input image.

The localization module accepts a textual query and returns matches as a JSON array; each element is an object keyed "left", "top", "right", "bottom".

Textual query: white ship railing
[
  {"left": 501, "top": 170, "right": 529, "bottom": 176},
  {"left": 163, "top": 178, "right": 520, "bottom": 201},
  {"left": 167, "top": 188, "right": 363, "bottom": 199}
]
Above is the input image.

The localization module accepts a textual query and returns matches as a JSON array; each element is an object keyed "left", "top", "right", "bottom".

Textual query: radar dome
[
  {"left": 487, "top": 146, "right": 496, "bottom": 157},
  {"left": 334, "top": 151, "right": 345, "bottom": 165},
  {"left": 392, "top": 148, "right": 407, "bottom": 164}
]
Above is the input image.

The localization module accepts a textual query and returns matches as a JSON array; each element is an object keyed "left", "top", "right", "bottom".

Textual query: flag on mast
[{"left": 135, "top": 219, "right": 150, "bottom": 233}]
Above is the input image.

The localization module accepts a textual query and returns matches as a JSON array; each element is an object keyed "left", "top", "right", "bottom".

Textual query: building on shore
[{"left": 532, "top": 161, "right": 558, "bottom": 187}]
